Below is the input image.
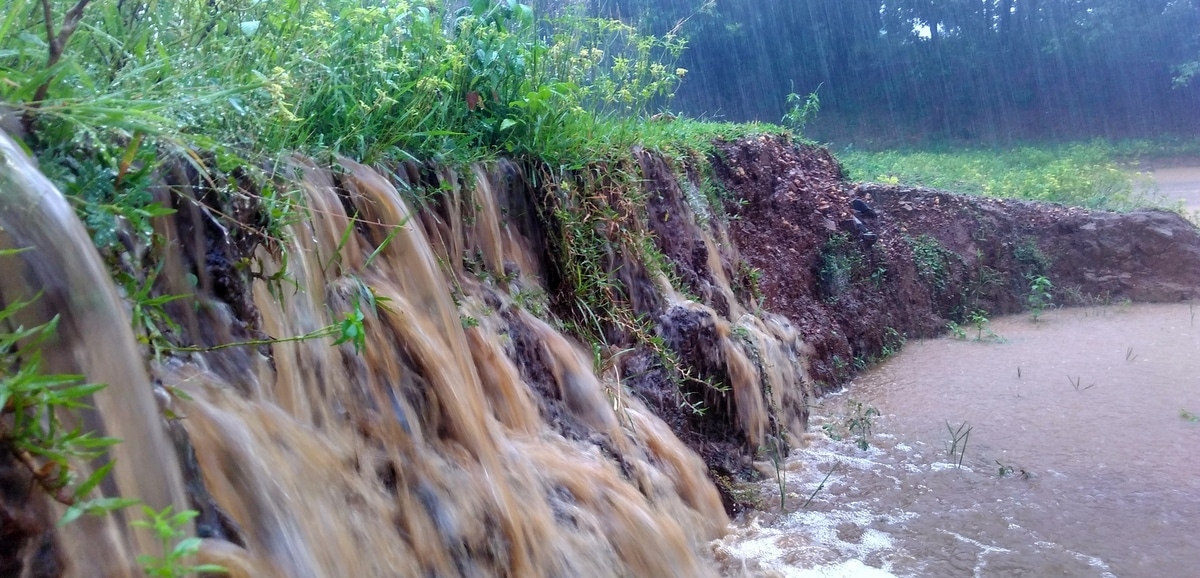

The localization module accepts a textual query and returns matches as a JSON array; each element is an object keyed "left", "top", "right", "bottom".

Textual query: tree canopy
[{"left": 595, "top": 0, "right": 1200, "bottom": 144}]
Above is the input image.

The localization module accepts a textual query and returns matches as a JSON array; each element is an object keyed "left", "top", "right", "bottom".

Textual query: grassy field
[{"left": 836, "top": 139, "right": 1200, "bottom": 212}]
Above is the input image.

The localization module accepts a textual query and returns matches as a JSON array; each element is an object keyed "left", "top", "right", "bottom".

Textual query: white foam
[
  {"left": 930, "top": 462, "right": 974, "bottom": 473},
  {"left": 783, "top": 559, "right": 899, "bottom": 578}
]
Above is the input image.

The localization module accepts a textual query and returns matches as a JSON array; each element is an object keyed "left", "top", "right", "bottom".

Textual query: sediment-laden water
[{"left": 716, "top": 304, "right": 1200, "bottom": 577}]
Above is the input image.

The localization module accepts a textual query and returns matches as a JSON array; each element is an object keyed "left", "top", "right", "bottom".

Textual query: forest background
[{"left": 586, "top": 0, "right": 1200, "bottom": 147}]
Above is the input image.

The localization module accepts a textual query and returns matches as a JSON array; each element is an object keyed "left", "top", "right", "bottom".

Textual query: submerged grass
[{"left": 836, "top": 139, "right": 1200, "bottom": 211}]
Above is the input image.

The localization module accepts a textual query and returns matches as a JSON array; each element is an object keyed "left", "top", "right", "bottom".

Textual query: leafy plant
[
  {"left": 0, "top": 249, "right": 223, "bottom": 576},
  {"left": 1013, "top": 238, "right": 1050, "bottom": 276},
  {"left": 968, "top": 309, "right": 1001, "bottom": 342},
  {"left": 905, "top": 234, "right": 954, "bottom": 292},
  {"left": 821, "top": 399, "right": 879, "bottom": 451},
  {"left": 132, "top": 505, "right": 227, "bottom": 577},
  {"left": 0, "top": 283, "right": 135, "bottom": 523},
  {"left": 818, "top": 233, "right": 864, "bottom": 297},
  {"left": 782, "top": 85, "right": 821, "bottom": 134},
  {"left": 880, "top": 326, "right": 904, "bottom": 358},
  {"left": 1027, "top": 275, "right": 1053, "bottom": 321}
]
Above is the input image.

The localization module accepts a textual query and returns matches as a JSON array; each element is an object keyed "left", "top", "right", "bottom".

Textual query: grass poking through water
[
  {"left": 945, "top": 420, "right": 972, "bottom": 469},
  {"left": 1068, "top": 375, "right": 1096, "bottom": 391}
]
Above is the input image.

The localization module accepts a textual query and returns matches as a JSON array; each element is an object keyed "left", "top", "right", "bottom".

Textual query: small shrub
[
  {"left": 821, "top": 400, "right": 879, "bottom": 451},
  {"left": 967, "top": 309, "right": 1002, "bottom": 342},
  {"left": 133, "top": 506, "right": 228, "bottom": 577},
  {"left": 782, "top": 85, "right": 821, "bottom": 134},
  {"left": 1027, "top": 275, "right": 1053, "bottom": 321}
]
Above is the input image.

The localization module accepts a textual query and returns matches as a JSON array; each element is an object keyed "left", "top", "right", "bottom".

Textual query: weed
[
  {"left": 905, "top": 234, "right": 955, "bottom": 292},
  {"left": 132, "top": 505, "right": 227, "bottom": 577},
  {"left": 511, "top": 287, "right": 548, "bottom": 317},
  {"left": 945, "top": 420, "right": 972, "bottom": 468},
  {"left": 967, "top": 251, "right": 1002, "bottom": 310},
  {"left": 737, "top": 260, "right": 766, "bottom": 309},
  {"left": 880, "top": 327, "right": 904, "bottom": 358},
  {"left": 1125, "top": 346, "right": 1138, "bottom": 362},
  {"left": 830, "top": 355, "right": 849, "bottom": 380},
  {"left": 818, "top": 233, "right": 865, "bottom": 297},
  {"left": 821, "top": 400, "right": 879, "bottom": 451},
  {"left": 968, "top": 309, "right": 1002, "bottom": 342},
  {"left": 870, "top": 266, "right": 888, "bottom": 288},
  {"left": 996, "top": 461, "right": 1014, "bottom": 477},
  {"left": 995, "top": 460, "right": 1030, "bottom": 479},
  {"left": 946, "top": 320, "right": 968, "bottom": 340},
  {"left": 1067, "top": 375, "right": 1095, "bottom": 391},
  {"left": 800, "top": 461, "right": 839, "bottom": 510},
  {"left": 714, "top": 473, "right": 763, "bottom": 510},
  {"left": 1013, "top": 238, "right": 1051, "bottom": 276},
  {"left": 782, "top": 85, "right": 821, "bottom": 135},
  {"left": 1027, "top": 275, "right": 1053, "bottom": 321},
  {"left": 1182, "top": 409, "right": 1199, "bottom": 422}
]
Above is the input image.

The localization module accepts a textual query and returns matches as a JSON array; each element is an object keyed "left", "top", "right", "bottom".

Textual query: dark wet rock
[
  {"left": 852, "top": 198, "right": 878, "bottom": 219},
  {"left": 0, "top": 444, "right": 65, "bottom": 578}
]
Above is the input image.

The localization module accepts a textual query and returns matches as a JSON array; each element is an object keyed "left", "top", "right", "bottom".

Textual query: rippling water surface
[{"left": 715, "top": 303, "right": 1200, "bottom": 577}]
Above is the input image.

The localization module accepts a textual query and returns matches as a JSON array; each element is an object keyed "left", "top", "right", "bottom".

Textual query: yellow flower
[{"left": 675, "top": 67, "right": 688, "bottom": 77}]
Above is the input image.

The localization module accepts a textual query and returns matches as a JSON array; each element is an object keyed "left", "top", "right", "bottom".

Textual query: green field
[{"left": 837, "top": 139, "right": 1200, "bottom": 212}]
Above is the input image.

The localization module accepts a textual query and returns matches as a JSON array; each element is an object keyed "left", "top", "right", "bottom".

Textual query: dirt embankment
[{"left": 710, "top": 135, "right": 1200, "bottom": 392}]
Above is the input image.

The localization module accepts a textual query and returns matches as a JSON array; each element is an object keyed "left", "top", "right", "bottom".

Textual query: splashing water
[{"left": 716, "top": 304, "right": 1200, "bottom": 577}]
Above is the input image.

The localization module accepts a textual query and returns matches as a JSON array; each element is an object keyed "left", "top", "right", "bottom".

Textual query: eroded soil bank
[
  {"left": 713, "top": 136, "right": 1200, "bottom": 398},
  {"left": 6, "top": 132, "right": 1200, "bottom": 576}
]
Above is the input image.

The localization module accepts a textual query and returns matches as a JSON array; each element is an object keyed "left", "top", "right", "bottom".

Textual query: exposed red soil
[{"left": 711, "top": 135, "right": 1200, "bottom": 393}]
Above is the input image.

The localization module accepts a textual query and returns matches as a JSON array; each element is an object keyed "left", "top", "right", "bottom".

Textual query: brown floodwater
[
  {"left": 1147, "top": 166, "right": 1200, "bottom": 213},
  {"left": 715, "top": 303, "right": 1200, "bottom": 577}
]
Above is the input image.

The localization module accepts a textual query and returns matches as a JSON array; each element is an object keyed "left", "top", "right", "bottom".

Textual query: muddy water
[
  {"left": 1145, "top": 165, "right": 1200, "bottom": 213},
  {"left": 716, "top": 304, "right": 1200, "bottom": 577}
]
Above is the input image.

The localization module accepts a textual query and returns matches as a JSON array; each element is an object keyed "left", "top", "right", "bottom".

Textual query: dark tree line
[{"left": 592, "top": 0, "right": 1200, "bottom": 144}]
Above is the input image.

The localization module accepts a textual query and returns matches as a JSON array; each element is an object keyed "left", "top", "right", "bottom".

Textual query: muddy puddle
[
  {"left": 714, "top": 303, "right": 1200, "bottom": 577},
  {"left": 1142, "top": 165, "right": 1200, "bottom": 214}
]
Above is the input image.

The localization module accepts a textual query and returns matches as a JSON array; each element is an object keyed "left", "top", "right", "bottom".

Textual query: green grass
[
  {"left": 1, "top": 0, "right": 697, "bottom": 179},
  {"left": 1, "top": 0, "right": 798, "bottom": 262},
  {"left": 836, "top": 139, "right": 1200, "bottom": 211}
]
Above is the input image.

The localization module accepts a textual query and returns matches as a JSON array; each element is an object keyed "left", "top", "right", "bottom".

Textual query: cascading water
[
  {"left": 0, "top": 132, "right": 190, "bottom": 577},
  {"left": 0, "top": 130, "right": 816, "bottom": 577}
]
